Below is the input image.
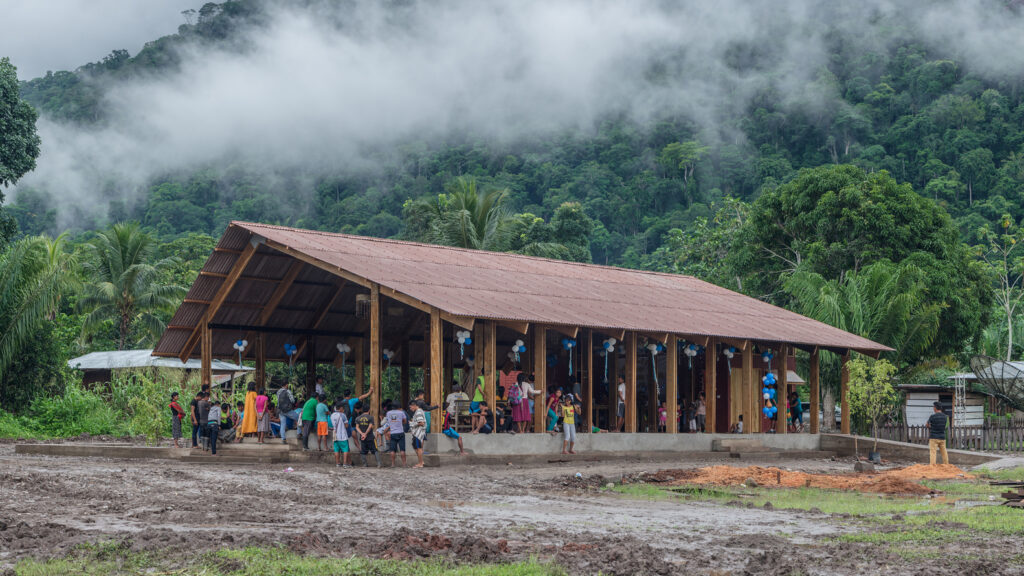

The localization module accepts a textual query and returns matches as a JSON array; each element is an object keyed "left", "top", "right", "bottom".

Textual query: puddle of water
[{"left": 954, "top": 499, "right": 999, "bottom": 509}]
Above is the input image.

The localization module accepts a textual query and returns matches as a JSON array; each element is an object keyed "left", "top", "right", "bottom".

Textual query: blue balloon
[{"left": 464, "top": 337, "right": 472, "bottom": 345}]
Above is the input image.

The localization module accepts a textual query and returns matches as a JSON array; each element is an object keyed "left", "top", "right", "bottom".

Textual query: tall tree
[
  {"left": 0, "top": 57, "right": 41, "bottom": 247},
  {"left": 0, "top": 235, "right": 76, "bottom": 384},
  {"left": 975, "top": 215, "right": 1024, "bottom": 361},
  {"left": 78, "top": 222, "right": 185, "bottom": 349}
]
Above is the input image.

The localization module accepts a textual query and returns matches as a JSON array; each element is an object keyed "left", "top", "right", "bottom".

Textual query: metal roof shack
[{"left": 154, "top": 221, "right": 889, "bottom": 436}]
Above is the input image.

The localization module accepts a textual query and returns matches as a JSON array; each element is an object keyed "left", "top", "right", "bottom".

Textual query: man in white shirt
[
  {"left": 446, "top": 384, "right": 469, "bottom": 417},
  {"left": 616, "top": 376, "right": 627, "bottom": 432}
]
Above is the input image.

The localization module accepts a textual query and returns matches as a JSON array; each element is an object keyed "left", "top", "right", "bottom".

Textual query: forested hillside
[{"left": 2, "top": 0, "right": 1024, "bottom": 427}]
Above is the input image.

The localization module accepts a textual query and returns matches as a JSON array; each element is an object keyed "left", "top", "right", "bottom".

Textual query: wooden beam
[
  {"left": 240, "top": 260, "right": 304, "bottom": 360},
  {"left": 369, "top": 283, "right": 382, "bottom": 420},
  {"left": 441, "top": 312, "right": 474, "bottom": 332},
  {"left": 585, "top": 329, "right": 594, "bottom": 432},
  {"left": 473, "top": 322, "right": 485, "bottom": 384},
  {"left": 261, "top": 237, "right": 371, "bottom": 289},
  {"left": 841, "top": 351, "right": 851, "bottom": 435},
  {"left": 605, "top": 329, "right": 626, "bottom": 342},
  {"left": 533, "top": 326, "right": 547, "bottom": 433},
  {"left": 496, "top": 320, "right": 529, "bottom": 335},
  {"left": 625, "top": 331, "right": 637, "bottom": 433},
  {"left": 201, "top": 322, "right": 212, "bottom": 387},
  {"left": 776, "top": 344, "right": 788, "bottom": 434},
  {"left": 705, "top": 339, "right": 717, "bottom": 433},
  {"left": 180, "top": 241, "right": 258, "bottom": 362},
  {"left": 666, "top": 334, "right": 678, "bottom": 434},
  {"left": 743, "top": 340, "right": 755, "bottom": 433},
  {"left": 379, "top": 285, "right": 431, "bottom": 315},
  {"left": 549, "top": 325, "right": 579, "bottom": 340},
  {"left": 810, "top": 347, "right": 820, "bottom": 435},
  {"left": 486, "top": 321, "right": 497, "bottom": 424},
  {"left": 430, "top": 309, "right": 443, "bottom": 433},
  {"left": 208, "top": 323, "right": 362, "bottom": 339},
  {"left": 609, "top": 339, "right": 619, "bottom": 429},
  {"left": 719, "top": 337, "right": 748, "bottom": 351}
]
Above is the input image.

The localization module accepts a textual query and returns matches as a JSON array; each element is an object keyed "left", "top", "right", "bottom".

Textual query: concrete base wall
[
  {"left": 820, "top": 434, "right": 1000, "bottom": 467},
  {"left": 15, "top": 443, "right": 183, "bottom": 460},
  {"left": 426, "top": 432, "right": 820, "bottom": 455}
]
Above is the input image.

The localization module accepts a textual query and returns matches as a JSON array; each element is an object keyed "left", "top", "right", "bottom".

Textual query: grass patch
[
  {"left": 13, "top": 546, "right": 565, "bottom": 576},
  {"left": 975, "top": 467, "right": 1024, "bottom": 482}
]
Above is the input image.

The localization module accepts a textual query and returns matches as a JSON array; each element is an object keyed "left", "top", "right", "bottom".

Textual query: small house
[
  {"left": 898, "top": 383, "right": 991, "bottom": 427},
  {"left": 68, "top": 349, "right": 252, "bottom": 388}
]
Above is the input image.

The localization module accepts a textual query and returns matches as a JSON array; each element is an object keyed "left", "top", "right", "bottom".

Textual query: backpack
[
  {"left": 277, "top": 389, "right": 294, "bottom": 413},
  {"left": 508, "top": 383, "right": 522, "bottom": 406}
]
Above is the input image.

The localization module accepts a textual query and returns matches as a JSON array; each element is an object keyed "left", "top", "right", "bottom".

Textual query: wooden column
[
  {"left": 369, "top": 283, "right": 381, "bottom": 420},
  {"left": 776, "top": 344, "right": 788, "bottom": 434},
  {"left": 355, "top": 338, "right": 365, "bottom": 395},
  {"left": 474, "top": 322, "right": 484, "bottom": 384},
  {"left": 625, "top": 331, "right": 637, "bottom": 433},
  {"left": 305, "top": 338, "right": 317, "bottom": 399},
  {"left": 585, "top": 330, "right": 594, "bottom": 432},
  {"left": 429, "top": 310, "right": 443, "bottom": 433},
  {"left": 809, "top": 348, "right": 820, "bottom": 434},
  {"left": 666, "top": 334, "right": 678, "bottom": 434},
  {"left": 400, "top": 343, "right": 410, "bottom": 410},
  {"left": 486, "top": 321, "right": 497, "bottom": 422},
  {"left": 608, "top": 344, "right": 618, "bottom": 429},
  {"left": 254, "top": 333, "right": 265, "bottom": 388},
  {"left": 743, "top": 341, "right": 754, "bottom": 433},
  {"left": 705, "top": 339, "right": 717, "bottom": 433},
  {"left": 841, "top": 351, "right": 851, "bottom": 435},
  {"left": 533, "top": 326, "right": 547, "bottom": 432},
  {"left": 200, "top": 322, "right": 212, "bottom": 388}
]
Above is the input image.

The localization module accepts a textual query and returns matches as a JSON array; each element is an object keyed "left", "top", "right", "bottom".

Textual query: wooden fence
[{"left": 878, "top": 419, "right": 1024, "bottom": 453}]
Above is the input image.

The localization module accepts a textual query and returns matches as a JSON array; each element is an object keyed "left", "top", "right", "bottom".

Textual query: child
[
  {"left": 409, "top": 400, "right": 427, "bottom": 468},
  {"left": 169, "top": 392, "right": 185, "bottom": 448},
  {"left": 315, "top": 393, "right": 330, "bottom": 451},
  {"left": 560, "top": 395, "right": 578, "bottom": 454},
  {"left": 330, "top": 403, "right": 351, "bottom": 468},
  {"left": 731, "top": 414, "right": 744, "bottom": 434},
  {"left": 354, "top": 405, "right": 381, "bottom": 467},
  {"left": 441, "top": 410, "right": 466, "bottom": 455},
  {"left": 384, "top": 401, "right": 408, "bottom": 468},
  {"left": 206, "top": 402, "right": 223, "bottom": 455},
  {"left": 546, "top": 388, "right": 563, "bottom": 433},
  {"left": 255, "top": 388, "right": 269, "bottom": 444},
  {"left": 657, "top": 402, "right": 667, "bottom": 433}
]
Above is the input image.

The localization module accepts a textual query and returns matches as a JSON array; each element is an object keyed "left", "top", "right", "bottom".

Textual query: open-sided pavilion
[{"left": 154, "top": 221, "right": 889, "bottom": 436}]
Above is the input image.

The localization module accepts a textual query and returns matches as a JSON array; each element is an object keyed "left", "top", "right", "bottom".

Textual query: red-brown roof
[{"left": 155, "top": 221, "right": 890, "bottom": 358}]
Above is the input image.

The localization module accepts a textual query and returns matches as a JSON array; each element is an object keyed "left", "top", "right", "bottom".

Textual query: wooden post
[
  {"left": 430, "top": 310, "right": 443, "bottom": 433},
  {"left": 585, "top": 329, "right": 594, "bottom": 433},
  {"left": 608, "top": 343, "right": 618, "bottom": 429},
  {"left": 355, "top": 338, "right": 365, "bottom": 396},
  {"left": 200, "top": 322, "right": 212, "bottom": 388},
  {"left": 474, "top": 322, "right": 484, "bottom": 385},
  {"left": 533, "top": 326, "right": 547, "bottom": 432},
  {"left": 400, "top": 343, "right": 410, "bottom": 410},
  {"left": 254, "top": 333, "right": 265, "bottom": 389},
  {"left": 743, "top": 341, "right": 754, "bottom": 433},
  {"left": 486, "top": 321, "right": 497, "bottom": 425},
  {"left": 369, "top": 283, "right": 381, "bottom": 420},
  {"left": 305, "top": 338, "right": 316, "bottom": 399},
  {"left": 777, "top": 344, "right": 788, "bottom": 434},
  {"left": 841, "top": 351, "right": 851, "bottom": 435},
  {"left": 625, "top": 331, "right": 637, "bottom": 433},
  {"left": 666, "top": 334, "right": 678, "bottom": 434},
  {"left": 810, "top": 348, "right": 820, "bottom": 434},
  {"left": 705, "top": 339, "right": 717, "bottom": 433}
]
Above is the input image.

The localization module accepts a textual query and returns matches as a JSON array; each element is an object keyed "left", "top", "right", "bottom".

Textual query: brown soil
[
  {"left": 665, "top": 464, "right": 972, "bottom": 495},
  {"left": 0, "top": 444, "right": 1017, "bottom": 575}
]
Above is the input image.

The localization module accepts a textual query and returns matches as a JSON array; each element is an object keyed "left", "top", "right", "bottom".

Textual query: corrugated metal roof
[
  {"left": 68, "top": 349, "right": 253, "bottom": 371},
  {"left": 155, "top": 221, "right": 891, "bottom": 357}
]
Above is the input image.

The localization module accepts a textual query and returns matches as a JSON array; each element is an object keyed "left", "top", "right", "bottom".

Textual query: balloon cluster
[
  {"left": 600, "top": 338, "right": 617, "bottom": 382},
  {"left": 646, "top": 341, "right": 665, "bottom": 387},
  {"left": 336, "top": 342, "right": 351, "bottom": 381},
  {"left": 383, "top": 348, "right": 395, "bottom": 370},
  {"left": 763, "top": 371, "right": 777, "bottom": 387},
  {"left": 232, "top": 338, "right": 248, "bottom": 367},
  {"left": 722, "top": 346, "right": 736, "bottom": 374},
  {"left": 284, "top": 342, "right": 298, "bottom": 375},
  {"left": 646, "top": 342, "right": 666, "bottom": 354},
  {"left": 682, "top": 343, "right": 701, "bottom": 368},
  {"left": 762, "top": 404, "right": 778, "bottom": 418},
  {"left": 456, "top": 330, "right": 473, "bottom": 358},
  {"left": 762, "top": 350, "right": 774, "bottom": 364},
  {"left": 561, "top": 338, "right": 577, "bottom": 374},
  {"left": 511, "top": 339, "right": 526, "bottom": 362},
  {"left": 761, "top": 372, "right": 779, "bottom": 418}
]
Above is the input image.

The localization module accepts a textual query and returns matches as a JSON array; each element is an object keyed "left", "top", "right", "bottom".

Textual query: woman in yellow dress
[{"left": 238, "top": 382, "right": 258, "bottom": 441}]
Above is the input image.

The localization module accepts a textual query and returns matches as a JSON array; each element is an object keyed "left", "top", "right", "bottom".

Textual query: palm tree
[
  {"left": 78, "top": 222, "right": 185, "bottom": 349},
  {"left": 0, "top": 234, "right": 77, "bottom": 378},
  {"left": 406, "top": 177, "right": 514, "bottom": 251},
  {"left": 784, "top": 260, "right": 942, "bottom": 429}
]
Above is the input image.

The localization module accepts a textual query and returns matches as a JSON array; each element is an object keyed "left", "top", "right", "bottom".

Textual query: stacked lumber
[{"left": 992, "top": 481, "right": 1024, "bottom": 508}]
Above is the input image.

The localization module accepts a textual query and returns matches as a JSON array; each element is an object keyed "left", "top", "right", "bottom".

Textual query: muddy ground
[{"left": 0, "top": 443, "right": 1018, "bottom": 575}]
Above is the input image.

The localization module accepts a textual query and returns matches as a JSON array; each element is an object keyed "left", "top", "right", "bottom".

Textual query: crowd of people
[{"left": 166, "top": 364, "right": 810, "bottom": 461}]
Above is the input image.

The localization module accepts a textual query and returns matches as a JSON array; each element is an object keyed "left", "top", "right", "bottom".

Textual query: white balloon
[
  {"left": 608, "top": 338, "right": 617, "bottom": 345},
  {"left": 763, "top": 393, "right": 770, "bottom": 399},
  {"left": 515, "top": 339, "right": 524, "bottom": 347},
  {"left": 458, "top": 337, "right": 466, "bottom": 344}
]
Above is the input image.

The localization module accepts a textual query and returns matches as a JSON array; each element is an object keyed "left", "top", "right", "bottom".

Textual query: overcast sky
[{"left": 0, "top": 0, "right": 196, "bottom": 80}]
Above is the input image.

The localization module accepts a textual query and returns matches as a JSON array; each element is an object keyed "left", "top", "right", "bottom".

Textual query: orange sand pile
[{"left": 669, "top": 464, "right": 972, "bottom": 495}]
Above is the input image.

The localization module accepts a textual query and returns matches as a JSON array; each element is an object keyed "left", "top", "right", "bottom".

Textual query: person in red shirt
[{"left": 169, "top": 392, "right": 185, "bottom": 448}]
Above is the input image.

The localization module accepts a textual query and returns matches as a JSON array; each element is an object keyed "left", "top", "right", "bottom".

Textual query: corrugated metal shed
[
  {"left": 68, "top": 349, "right": 253, "bottom": 371},
  {"left": 155, "top": 221, "right": 890, "bottom": 359}
]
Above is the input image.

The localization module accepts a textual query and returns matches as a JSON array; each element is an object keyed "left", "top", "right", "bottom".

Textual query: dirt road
[{"left": 0, "top": 445, "right": 1015, "bottom": 575}]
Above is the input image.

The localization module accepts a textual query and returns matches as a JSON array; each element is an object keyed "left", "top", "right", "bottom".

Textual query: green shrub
[{"left": 27, "top": 383, "right": 129, "bottom": 437}]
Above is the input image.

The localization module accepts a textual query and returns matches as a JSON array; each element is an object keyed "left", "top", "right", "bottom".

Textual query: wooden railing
[{"left": 878, "top": 420, "right": 1024, "bottom": 453}]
